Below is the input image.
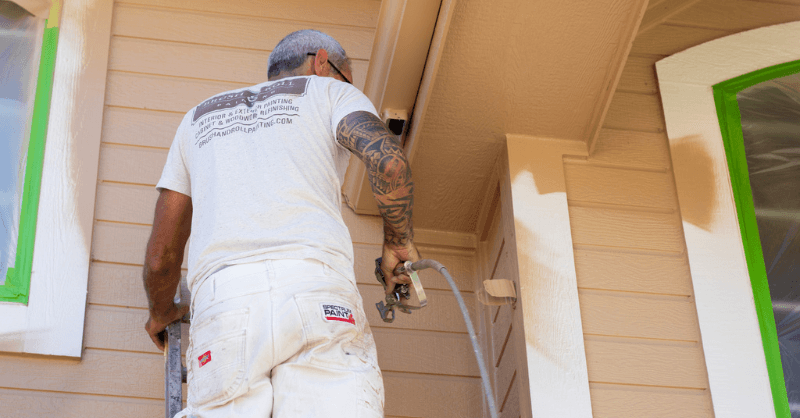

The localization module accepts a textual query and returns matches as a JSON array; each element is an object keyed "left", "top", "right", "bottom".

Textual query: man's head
[{"left": 268, "top": 30, "right": 353, "bottom": 84}]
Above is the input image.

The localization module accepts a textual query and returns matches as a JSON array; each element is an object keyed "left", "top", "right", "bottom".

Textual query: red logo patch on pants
[
  {"left": 321, "top": 304, "right": 355, "bottom": 325},
  {"left": 198, "top": 350, "right": 212, "bottom": 367}
]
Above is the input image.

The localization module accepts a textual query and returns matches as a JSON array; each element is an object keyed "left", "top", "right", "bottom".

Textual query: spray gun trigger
[{"left": 376, "top": 301, "right": 395, "bottom": 323}]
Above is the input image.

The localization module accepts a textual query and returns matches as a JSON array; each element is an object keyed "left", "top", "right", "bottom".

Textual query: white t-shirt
[{"left": 156, "top": 76, "right": 379, "bottom": 292}]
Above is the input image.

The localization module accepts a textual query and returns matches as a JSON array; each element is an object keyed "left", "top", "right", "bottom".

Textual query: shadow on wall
[{"left": 670, "top": 135, "right": 716, "bottom": 231}]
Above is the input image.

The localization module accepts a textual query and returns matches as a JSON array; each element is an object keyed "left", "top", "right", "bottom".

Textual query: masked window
[
  {"left": 736, "top": 72, "right": 800, "bottom": 413},
  {"left": 0, "top": 1, "right": 44, "bottom": 285}
]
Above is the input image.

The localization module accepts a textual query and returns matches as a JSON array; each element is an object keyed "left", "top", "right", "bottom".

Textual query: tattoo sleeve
[{"left": 337, "top": 111, "right": 414, "bottom": 246}]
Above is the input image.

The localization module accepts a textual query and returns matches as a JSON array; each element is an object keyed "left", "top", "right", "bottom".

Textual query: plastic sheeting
[
  {"left": 737, "top": 71, "right": 800, "bottom": 414},
  {"left": 0, "top": 1, "right": 43, "bottom": 284}
]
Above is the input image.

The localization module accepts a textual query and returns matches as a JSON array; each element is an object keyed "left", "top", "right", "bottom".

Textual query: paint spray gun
[{"left": 374, "top": 257, "right": 428, "bottom": 322}]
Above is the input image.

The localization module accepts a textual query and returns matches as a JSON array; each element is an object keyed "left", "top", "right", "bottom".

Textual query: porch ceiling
[{"left": 408, "top": 0, "right": 647, "bottom": 233}]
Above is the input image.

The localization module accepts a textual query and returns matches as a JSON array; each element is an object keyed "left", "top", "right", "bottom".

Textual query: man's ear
[{"left": 313, "top": 48, "right": 329, "bottom": 76}]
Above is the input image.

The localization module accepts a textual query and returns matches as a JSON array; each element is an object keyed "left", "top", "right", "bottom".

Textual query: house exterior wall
[
  {"left": 569, "top": 0, "right": 800, "bottom": 416},
  {"left": 0, "top": 1, "right": 486, "bottom": 416}
]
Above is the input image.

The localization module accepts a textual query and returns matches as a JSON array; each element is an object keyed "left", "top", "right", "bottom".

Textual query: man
[{"left": 142, "top": 30, "right": 420, "bottom": 417}]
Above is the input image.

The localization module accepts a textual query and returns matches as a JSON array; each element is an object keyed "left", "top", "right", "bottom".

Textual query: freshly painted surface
[
  {"left": 0, "top": 0, "right": 112, "bottom": 357},
  {"left": 505, "top": 134, "right": 593, "bottom": 417},
  {"left": 657, "top": 20, "right": 800, "bottom": 418}
]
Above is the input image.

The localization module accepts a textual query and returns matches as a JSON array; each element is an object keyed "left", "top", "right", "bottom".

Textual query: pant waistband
[{"left": 191, "top": 258, "right": 354, "bottom": 316}]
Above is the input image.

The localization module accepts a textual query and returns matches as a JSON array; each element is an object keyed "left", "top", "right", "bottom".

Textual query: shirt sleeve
[
  {"left": 156, "top": 113, "right": 192, "bottom": 197},
  {"left": 328, "top": 80, "right": 380, "bottom": 140}
]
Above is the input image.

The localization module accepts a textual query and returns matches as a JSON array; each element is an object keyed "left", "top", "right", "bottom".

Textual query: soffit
[{"left": 409, "top": 0, "right": 645, "bottom": 232}]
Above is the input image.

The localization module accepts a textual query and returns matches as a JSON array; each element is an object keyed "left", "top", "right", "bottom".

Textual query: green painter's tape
[
  {"left": 0, "top": 23, "right": 60, "bottom": 304},
  {"left": 712, "top": 59, "right": 800, "bottom": 418}
]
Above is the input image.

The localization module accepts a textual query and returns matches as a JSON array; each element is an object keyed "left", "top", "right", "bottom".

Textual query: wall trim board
[
  {"left": 342, "top": 0, "right": 443, "bottom": 215},
  {"left": 655, "top": 20, "right": 800, "bottom": 418},
  {"left": 503, "top": 134, "right": 593, "bottom": 417},
  {"left": 0, "top": 0, "right": 113, "bottom": 358}
]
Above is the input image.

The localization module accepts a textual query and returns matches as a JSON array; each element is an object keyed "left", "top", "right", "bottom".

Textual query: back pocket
[
  {"left": 188, "top": 308, "right": 249, "bottom": 407},
  {"left": 293, "top": 293, "right": 369, "bottom": 370}
]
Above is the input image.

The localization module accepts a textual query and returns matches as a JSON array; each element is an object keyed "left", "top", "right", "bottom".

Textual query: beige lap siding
[
  {"left": 475, "top": 171, "right": 531, "bottom": 418},
  {"left": 565, "top": 0, "right": 800, "bottom": 415},
  {"left": 0, "top": 0, "right": 480, "bottom": 416}
]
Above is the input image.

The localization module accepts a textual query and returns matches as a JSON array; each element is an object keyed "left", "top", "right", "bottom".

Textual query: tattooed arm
[
  {"left": 336, "top": 111, "right": 420, "bottom": 292},
  {"left": 142, "top": 189, "right": 192, "bottom": 351}
]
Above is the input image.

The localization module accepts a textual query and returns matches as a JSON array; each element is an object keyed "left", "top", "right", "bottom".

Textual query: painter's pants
[{"left": 174, "top": 259, "right": 384, "bottom": 418}]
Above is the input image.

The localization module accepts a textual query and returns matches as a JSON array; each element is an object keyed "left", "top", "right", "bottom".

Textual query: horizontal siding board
[
  {"left": 585, "top": 337, "right": 708, "bottom": 388},
  {"left": 101, "top": 106, "right": 182, "bottom": 149},
  {"left": 492, "top": 305, "right": 513, "bottom": 367},
  {"left": 84, "top": 305, "right": 185, "bottom": 355},
  {"left": 495, "top": 333, "right": 517, "bottom": 408},
  {"left": 116, "top": 0, "right": 381, "bottom": 28},
  {"left": 590, "top": 129, "right": 671, "bottom": 170},
  {"left": 630, "top": 24, "right": 730, "bottom": 56},
  {"left": 669, "top": 0, "right": 800, "bottom": 32},
  {"left": 602, "top": 91, "right": 665, "bottom": 133},
  {"left": 0, "top": 388, "right": 162, "bottom": 418},
  {"left": 574, "top": 249, "right": 693, "bottom": 295},
  {"left": 105, "top": 71, "right": 246, "bottom": 114},
  {"left": 88, "top": 262, "right": 151, "bottom": 308},
  {"left": 579, "top": 291, "right": 699, "bottom": 341},
  {"left": 590, "top": 384, "right": 712, "bottom": 418},
  {"left": 83, "top": 304, "right": 479, "bottom": 376},
  {"left": 98, "top": 144, "right": 167, "bottom": 186},
  {"left": 0, "top": 353, "right": 478, "bottom": 417},
  {"left": 568, "top": 206, "right": 685, "bottom": 253},
  {"left": 107, "top": 36, "right": 370, "bottom": 91},
  {"left": 564, "top": 163, "right": 677, "bottom": 209},
  {"left": 0, "top": 349, "right": 165, "bottom": 399},
  {"left": 382, "top": 372, "right": 482, "bottom": 418},
  {"left": 617, "top": 55, "right": 659, "bottom": 94},
  {"left": 94, "top": 182, "right": 158, "bottom": 225},
  {"left": 112, "top": 3, "right": 375, "bottom": 60},
  {"left": 500, "top": 374, "right": 519, "bottom": 418}
]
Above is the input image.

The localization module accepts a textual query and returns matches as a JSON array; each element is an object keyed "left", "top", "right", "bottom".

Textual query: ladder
[{"left": 165, "top": 277, "right": 191, "bottom": 418}]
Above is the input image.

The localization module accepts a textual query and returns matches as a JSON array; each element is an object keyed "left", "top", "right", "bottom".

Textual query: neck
[{"left": 269, "top": 66, "right": 313, "bottom": 82}]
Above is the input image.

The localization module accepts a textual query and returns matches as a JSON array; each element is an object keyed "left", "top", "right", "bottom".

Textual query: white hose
[{"left": 408, "top": 259, "right": 499, "bottom": 418}]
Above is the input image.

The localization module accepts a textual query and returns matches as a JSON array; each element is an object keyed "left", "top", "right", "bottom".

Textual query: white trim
[
  {"left": 504, "top": 134, "right": 593, "bottom": 417},
  {"left": 342, "top": 0, "right": 444, "bottom": 215},
  {"left": 0, "top": 0, "right": 113, "bottom": 358},
  {"left": 656, "top": 21, "right": 800, "bottom": 418}
]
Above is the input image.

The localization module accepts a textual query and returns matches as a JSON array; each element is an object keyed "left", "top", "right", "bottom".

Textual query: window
[
  {"left": 0, "top": 0, "right": 57, "bottom": 304},
  {"left": 714, "top": 61, "right": 800, "bottom": 418},
  {"left": 0, "top": 0, "right": 111, "bottom": 357},
  {"left": 656, "top": 21, "right": 800, "bottom": 418}
]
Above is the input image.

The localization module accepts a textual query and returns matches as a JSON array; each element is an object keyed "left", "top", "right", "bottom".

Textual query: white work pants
[{"left": 174, "top": 259, "right": 384, "bottom": 418}]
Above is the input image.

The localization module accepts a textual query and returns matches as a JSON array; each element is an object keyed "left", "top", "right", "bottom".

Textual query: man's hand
[
  {"left": 145, "top": 303, "right": 189, "bottom": 352},
  {"left": 380, "top": 242, "right": 421, "bottom": 296}
]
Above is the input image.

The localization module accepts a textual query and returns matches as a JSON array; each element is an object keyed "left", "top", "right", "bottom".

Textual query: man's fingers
[{"left": 146, "top": 324, "right": 166, "bottom": 352}]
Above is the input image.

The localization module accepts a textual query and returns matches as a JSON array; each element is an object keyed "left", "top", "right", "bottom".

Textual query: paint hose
[{"left": 404, "top": 259, "right": 499, "bottom": 418}]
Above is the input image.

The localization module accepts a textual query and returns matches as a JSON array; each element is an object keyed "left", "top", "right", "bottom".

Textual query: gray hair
[{"left": 268, "top": 30, "right": 351, "bottom": 78}]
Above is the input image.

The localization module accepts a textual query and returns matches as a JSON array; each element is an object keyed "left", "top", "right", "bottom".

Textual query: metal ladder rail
[{"left": 165, "top": 277, "right": 191, "bottom": 418}]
